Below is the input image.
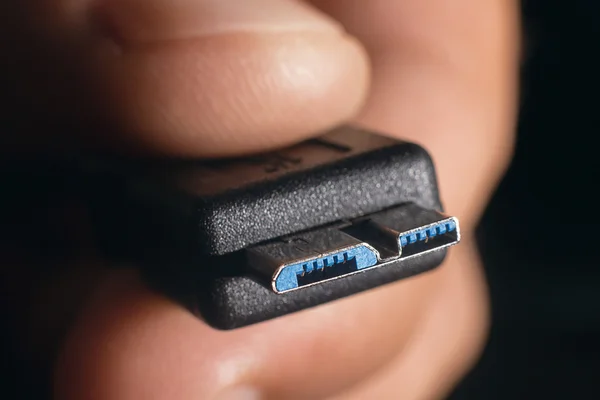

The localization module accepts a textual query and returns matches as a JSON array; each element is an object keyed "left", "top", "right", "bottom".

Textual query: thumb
[{"left": 1, "top": 0, "right": 369, "bottom": 156}]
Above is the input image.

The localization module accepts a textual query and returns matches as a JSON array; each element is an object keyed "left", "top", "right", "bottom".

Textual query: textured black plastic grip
[
  {"left": 193, "top": 251, "right": 446, "bottom": 329},
  {"left": 86, "top": 126, "right": 446, "bottom": 329}
]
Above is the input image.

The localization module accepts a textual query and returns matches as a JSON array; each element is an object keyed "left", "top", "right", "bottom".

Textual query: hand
[{"left": 0, "top": 1, "right": 520, "bottom": 399}]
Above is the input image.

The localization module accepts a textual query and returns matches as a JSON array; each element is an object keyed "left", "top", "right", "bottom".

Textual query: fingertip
[
  {"left": 53, "top": 265, "right": 432, "bottom": 399},
  {"left": 53, "top": 270, "right": 234, "bottom": 399},
  {"left": 4, "top": 0, "right": 371, "bottom": 157},
  {"left": 87, "top": 31, "right": 370, "bottom": 156}
]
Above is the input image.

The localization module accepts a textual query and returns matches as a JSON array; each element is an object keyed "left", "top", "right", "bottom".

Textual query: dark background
[
  {"left": 450, "top": 0, "right": 600, "bottom": 398},
  {"left": 2, "top": 0, "right": 599, "bottom": 398}
]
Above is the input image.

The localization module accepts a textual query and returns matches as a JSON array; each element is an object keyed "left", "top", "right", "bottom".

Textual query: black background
[
  {"left": 2, "top": 0, "right": 599, "bottom": 398},
  {"left": 450, "top": 0, "right": 600, "bottom": 398}
]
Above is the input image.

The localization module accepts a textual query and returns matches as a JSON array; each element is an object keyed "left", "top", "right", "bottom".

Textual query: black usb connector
[{"left": 87, "top": 126, "right": 460, "bottom": 329}]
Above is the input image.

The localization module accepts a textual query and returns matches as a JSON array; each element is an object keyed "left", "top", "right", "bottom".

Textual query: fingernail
[
  {"left": 215, "top": 386, "right": 263, "bottom": 400},
  {"left": 95, "top": 0, "right": 343, "bottom": 45}
]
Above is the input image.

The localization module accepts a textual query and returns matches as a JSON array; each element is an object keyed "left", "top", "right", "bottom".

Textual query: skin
[{"left": 0, "top": 0, "right": 520, "bottom": 399}]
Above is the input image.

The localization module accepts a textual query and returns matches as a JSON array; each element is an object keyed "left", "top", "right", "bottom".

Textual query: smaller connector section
[
  {"left": 361, "top": 203, "right": 461, "bottom": 260},
  {"left": 247, "top": 229, "right": 379, "bottom": 293},
  {"left": 395, "top": 217, "right": 459, "bottom": 258},
  {"left": 399, "top": 220, "right": 457, "bottom": 247}
]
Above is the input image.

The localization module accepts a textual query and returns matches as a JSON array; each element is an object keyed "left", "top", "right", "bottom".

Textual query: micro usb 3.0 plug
[{"left": 86, "top": 126, "right": 460, "bottom": 329}]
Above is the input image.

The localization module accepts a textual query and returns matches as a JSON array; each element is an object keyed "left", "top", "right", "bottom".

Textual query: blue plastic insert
[
  {"left": 274, "top": 245, "right": 378, "bottom": 292},
  {"left": 399, "top": 220, "right": 457, "bottom": 248}
]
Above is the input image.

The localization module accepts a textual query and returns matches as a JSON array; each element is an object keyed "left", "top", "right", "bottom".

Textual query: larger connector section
[{"left": 247, "top": 203, "right": 460, "bottom": 294}]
